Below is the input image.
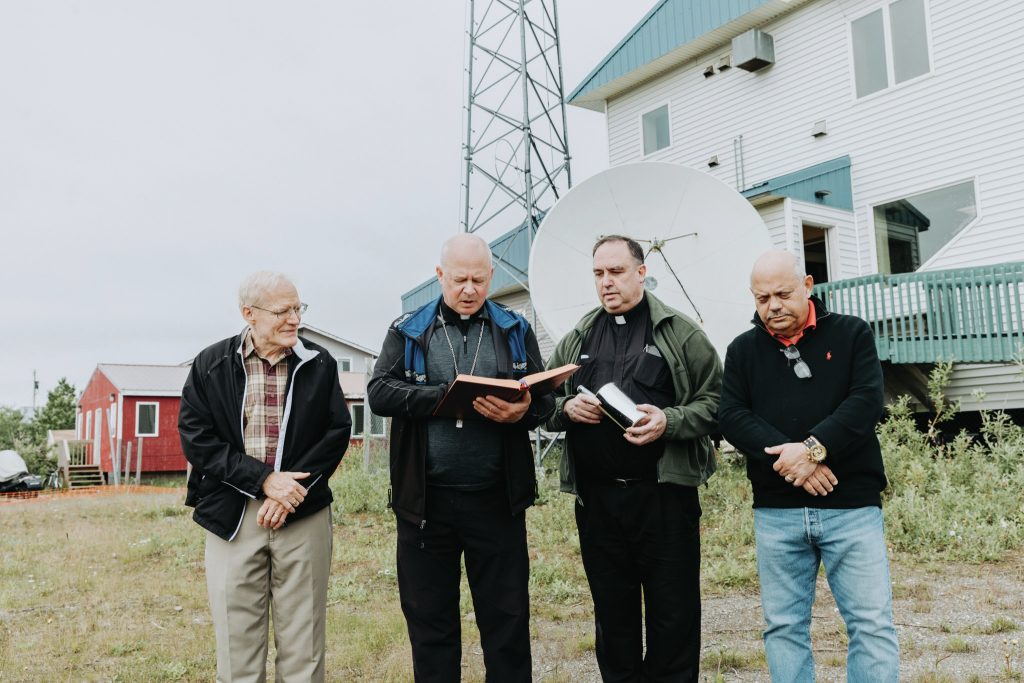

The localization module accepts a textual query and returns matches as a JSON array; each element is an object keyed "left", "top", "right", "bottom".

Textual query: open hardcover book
[
  {"left": 433, "top": 363, "right": 580, "bottom": 420},
  {"left": 578, "top": 383, "right": 645, "bottom": 430}
]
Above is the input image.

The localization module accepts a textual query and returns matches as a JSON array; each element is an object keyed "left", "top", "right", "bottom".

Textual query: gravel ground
[{"left": 530, "top": 551, "right": 1024, "bottom": 682}]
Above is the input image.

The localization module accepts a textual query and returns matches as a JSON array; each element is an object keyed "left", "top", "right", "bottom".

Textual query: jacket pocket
[{"left": 634, "top": 350, "right": 670, "bottom": 389}]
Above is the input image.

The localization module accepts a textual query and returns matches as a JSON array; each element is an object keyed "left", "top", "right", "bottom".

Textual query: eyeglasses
[
  {"left": 251, "top": 303, "right": 308, "bottom": 320},
  {"left": 780, "top": 345, "right": 812, "bottom": 379}
]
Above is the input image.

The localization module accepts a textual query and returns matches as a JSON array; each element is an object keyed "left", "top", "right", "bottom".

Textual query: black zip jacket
[
  {"left": 718, "top": 297, "right": 888, "bottom": 509},
  {"left": 179, "top": 332, "right": 351, "bottom": 540},
  {"left": 367, "top": 307, "right": 554, "bottom": 526}
]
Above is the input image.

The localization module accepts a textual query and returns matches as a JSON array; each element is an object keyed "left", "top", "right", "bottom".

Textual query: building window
[
  {"left": 852, "top": 0, "right": 930, "bottom": 98},
  {"left": 370, "top": 412, "right": 385, "bottom": 436},
  {"left": 338, "top": 357, "right": 352, "bottom": 372},
  {"left": 136, "top": 402, "right": 159, "bottom": 437},
  {"left": 351, "top": 404, "right": 365, "bottom": 437},
  {"left": 873, "top": 180, "right": 977, "bottom": 274},
  {"left": 641, "top": 104, "right": 670, "bottom": 155},
  {"left": 350, "top": 403, "right": 384, "bottom": 437},
  {"left": 85, "top": 411, "right": 91, "bottom": 440}
]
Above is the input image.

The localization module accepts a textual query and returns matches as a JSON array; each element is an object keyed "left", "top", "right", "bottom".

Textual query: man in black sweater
[{"left": 719, "top": 250, "right": 899, "bottom": 682}]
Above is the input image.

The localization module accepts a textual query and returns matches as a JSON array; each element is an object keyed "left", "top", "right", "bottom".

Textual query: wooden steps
[{"left": 66, "top": 464, "right": 105, "bottom": 489}]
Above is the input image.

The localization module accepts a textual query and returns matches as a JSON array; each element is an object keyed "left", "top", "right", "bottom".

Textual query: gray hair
[{"left": 238, "top": 271, "right": 294, "bottom": 310}]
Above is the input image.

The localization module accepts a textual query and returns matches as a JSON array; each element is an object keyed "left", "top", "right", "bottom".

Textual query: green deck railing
[{"left": 814, "top": 262, "right": 1024, "bottom": 363}]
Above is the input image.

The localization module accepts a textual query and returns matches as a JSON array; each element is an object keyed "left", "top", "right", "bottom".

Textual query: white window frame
[
  {"left": 350, "top": 402, "right": 384, "bottom": 437},
  {"left": 799, "top": 221, "right": 836, "bottom": 284},
  {"left": 351, "top": 403, "right": 365, "bottom": 437},
  {"left": 85, "top": 411, "right": 92, "bottom": 440},
  {"left": 337, "top": 357, "right": 353, "bottom": 372},
  {"left": 638, "top": 101, "right": 672, "bottom": 157},
  {"left": 867, "top": 176, "right": 981, "bottom": 273},
  {"left": 135, "top": 402, "right": 160, "bottom": 437},
  {"left": 849, "top": 0, "right": 933, "bottom": 102}
]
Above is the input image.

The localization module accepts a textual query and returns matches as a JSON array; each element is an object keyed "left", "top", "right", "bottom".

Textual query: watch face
[{"left": 809, "top": 447, "right": 826, "bottom": 463}]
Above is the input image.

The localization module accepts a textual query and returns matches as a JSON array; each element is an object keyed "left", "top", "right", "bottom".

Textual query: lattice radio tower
[{"left": 460, "top": 0, "right": 572, "bottom": 254}]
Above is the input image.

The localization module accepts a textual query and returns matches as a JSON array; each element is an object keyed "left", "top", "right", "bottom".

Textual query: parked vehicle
[{"left": 0, "top": 449, "right": 44, "bottom": 493}]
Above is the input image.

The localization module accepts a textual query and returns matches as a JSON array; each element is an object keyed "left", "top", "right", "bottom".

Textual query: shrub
[
  {"left": 879, "top": 365, "right": 1024, "bottom": 562},
  {"left": 329, "top": 443, "right": 391, "bottom": 516}
]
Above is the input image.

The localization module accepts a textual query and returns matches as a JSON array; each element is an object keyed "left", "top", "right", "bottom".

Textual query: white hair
[{"left": 238, "top": 271, "right": 294, "bottom": 310}]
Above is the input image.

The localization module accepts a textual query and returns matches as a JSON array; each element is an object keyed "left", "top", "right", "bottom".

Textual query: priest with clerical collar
[
  {"left": 368, "top": 233, "right": 554, "bottom": 682},
  {"left": 545, "top": 234, "right": 722, "bottom": 682}
]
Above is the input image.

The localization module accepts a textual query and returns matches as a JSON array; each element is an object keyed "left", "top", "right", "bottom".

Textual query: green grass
[
  {"left": 984, "top": 617, "right": 1020, "bottom": 634},
  {"left": 701, "top": 647, "right": 766, "bottom": 670},
  {"left": 944, "top": 636, "right": 978, "bottom": 653},
  {"left": 3, "top": 394, "right": 1024, "bottom": 681}
]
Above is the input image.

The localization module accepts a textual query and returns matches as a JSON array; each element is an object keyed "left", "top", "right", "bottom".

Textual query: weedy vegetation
[{"left": 1, "top": 365, "right": 1023, "bottom": 680}]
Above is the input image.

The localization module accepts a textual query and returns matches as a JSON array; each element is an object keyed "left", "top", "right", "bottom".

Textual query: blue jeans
[{"left": 754, "top": 506, "right": 899, "bottom": 683}]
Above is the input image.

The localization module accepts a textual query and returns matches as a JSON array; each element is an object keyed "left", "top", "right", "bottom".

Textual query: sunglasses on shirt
[{"left": 780, "top": 346, "right": 813, "bottom": 379}]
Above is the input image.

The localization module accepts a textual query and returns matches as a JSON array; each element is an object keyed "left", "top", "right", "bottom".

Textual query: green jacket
[{"left": 544, "top": 292, "right": 722, "bottom": 494}]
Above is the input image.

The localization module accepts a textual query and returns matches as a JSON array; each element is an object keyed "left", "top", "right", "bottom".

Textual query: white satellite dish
[{"left": 529, "top": 162, "right": 772, "bottom": 359}]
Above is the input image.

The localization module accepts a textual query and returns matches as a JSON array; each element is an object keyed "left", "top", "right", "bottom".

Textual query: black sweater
[{"left": 718, "top": 298, "right": 888, "bottom": 509}]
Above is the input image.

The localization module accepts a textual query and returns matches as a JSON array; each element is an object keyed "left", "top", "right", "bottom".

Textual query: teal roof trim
[
  {"left": 742, "top": 156, "right": 853, "bottom": 211},
  {"left": 569, "top": 0, "right": 772, "bottom": 103},
  {"left": 400, "top": 216, "right": 541, "bottom": 314}
]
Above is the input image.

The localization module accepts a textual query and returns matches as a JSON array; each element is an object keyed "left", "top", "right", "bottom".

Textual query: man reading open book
[{"left": 367, "top": 233, "right": 553, "bottom": 682}]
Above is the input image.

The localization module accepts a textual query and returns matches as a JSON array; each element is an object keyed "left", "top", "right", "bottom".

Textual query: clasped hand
[
  {"left": 257, "top": 471, "right": 310, "bottom": 529},
  {"left": 765, "top": 442, "right": 838, "bottom": 497}
]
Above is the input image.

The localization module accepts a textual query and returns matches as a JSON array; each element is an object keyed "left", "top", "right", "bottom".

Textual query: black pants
[
  {"left": 575, "top": 482, "right": 702, "bottom": 683},
  {"left": 396, "top": 485, "right": 532, "bottom": 682}
]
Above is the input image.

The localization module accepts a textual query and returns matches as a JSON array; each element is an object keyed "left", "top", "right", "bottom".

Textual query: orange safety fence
[{"left": 0, "top": 485, "right": 186, "bottom": 505}]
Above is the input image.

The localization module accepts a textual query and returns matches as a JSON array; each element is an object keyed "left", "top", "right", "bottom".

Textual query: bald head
[
  {"left": 440, "top": 233, "right": 493, "bottom": 269},
  {"left": 750, "top": 250, "right": 805, "bottom": 285},
  {"left": 749, "top": 250, "right": 814, "bottom": 339},
  {"left": 436, "top": 233, "right": 494, "bottom": 316}
]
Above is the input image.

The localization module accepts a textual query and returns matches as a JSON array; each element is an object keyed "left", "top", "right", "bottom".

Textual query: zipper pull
[{"left": 419, "top": 519, "right": 427, "bottom": 529}]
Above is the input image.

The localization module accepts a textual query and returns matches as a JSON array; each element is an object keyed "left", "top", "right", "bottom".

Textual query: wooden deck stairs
[
  {"left": 58, "top": 440, "right": 105, "bottom": 489},
  {"left": 65, "top": 463, "right": 105, "bottom": 489}
]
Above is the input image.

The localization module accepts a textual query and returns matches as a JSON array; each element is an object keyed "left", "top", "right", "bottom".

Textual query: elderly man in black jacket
[
  {"left": 179, "top": 271, "right": 350, "bottom": 683},
  {"left": 368, "top": 233, "right": 553, "bottom": 682}
]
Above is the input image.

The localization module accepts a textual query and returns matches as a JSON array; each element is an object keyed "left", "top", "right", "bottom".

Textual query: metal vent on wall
[{"left": 732, "top": 29, "right": 775, "bottom": 72}]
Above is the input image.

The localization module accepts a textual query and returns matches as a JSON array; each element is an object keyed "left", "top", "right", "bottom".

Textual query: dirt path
[{"left": 532, "top": 552, "right": 1024, "bottom": 682}]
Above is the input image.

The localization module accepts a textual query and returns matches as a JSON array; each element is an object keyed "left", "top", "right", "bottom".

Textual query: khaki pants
[{"left": 205, "top": 497, "right": 333, "bottom": 683}]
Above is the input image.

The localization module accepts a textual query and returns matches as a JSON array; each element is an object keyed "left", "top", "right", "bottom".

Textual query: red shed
[
  {"left": 77, "top": 364, "right": 191, "bottom": 474},
  {"left": 76, "top": 356, "right": 376, "bottom": 479}
]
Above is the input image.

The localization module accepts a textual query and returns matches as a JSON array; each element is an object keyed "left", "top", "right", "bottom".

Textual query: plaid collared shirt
[{"left": 242, "top": 330, "right": 292, "bottom": 469}]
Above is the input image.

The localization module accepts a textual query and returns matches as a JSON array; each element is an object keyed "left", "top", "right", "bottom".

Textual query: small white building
[
  {"left": 567, "top": 0, "right": 1024, "bottom": 412},
  {"left": 297, "top": 322, "right": 378, "bottom": 375}
]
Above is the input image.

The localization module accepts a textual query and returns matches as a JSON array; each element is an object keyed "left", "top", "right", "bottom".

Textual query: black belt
[{"left": 595, "top": 478, "right": 655, "bottom": 488}]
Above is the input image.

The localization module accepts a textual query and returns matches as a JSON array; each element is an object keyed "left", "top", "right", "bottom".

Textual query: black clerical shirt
[{"left": 569, "top": 298, "right": 675, "bottom": 484}]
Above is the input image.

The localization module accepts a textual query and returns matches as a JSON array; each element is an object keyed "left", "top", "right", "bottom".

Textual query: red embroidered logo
[{"left": 826, "top": 351, "right": 832, "bottom": 360}]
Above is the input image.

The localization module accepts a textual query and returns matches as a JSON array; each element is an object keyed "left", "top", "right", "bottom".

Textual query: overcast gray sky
[{"left": 0, "top": 2, "right": 652, "bottom": 407}]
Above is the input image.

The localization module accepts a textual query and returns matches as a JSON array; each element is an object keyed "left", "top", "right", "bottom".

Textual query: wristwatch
[{"left": 803, "top": 435, "right": 827, "bottom": 463}]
